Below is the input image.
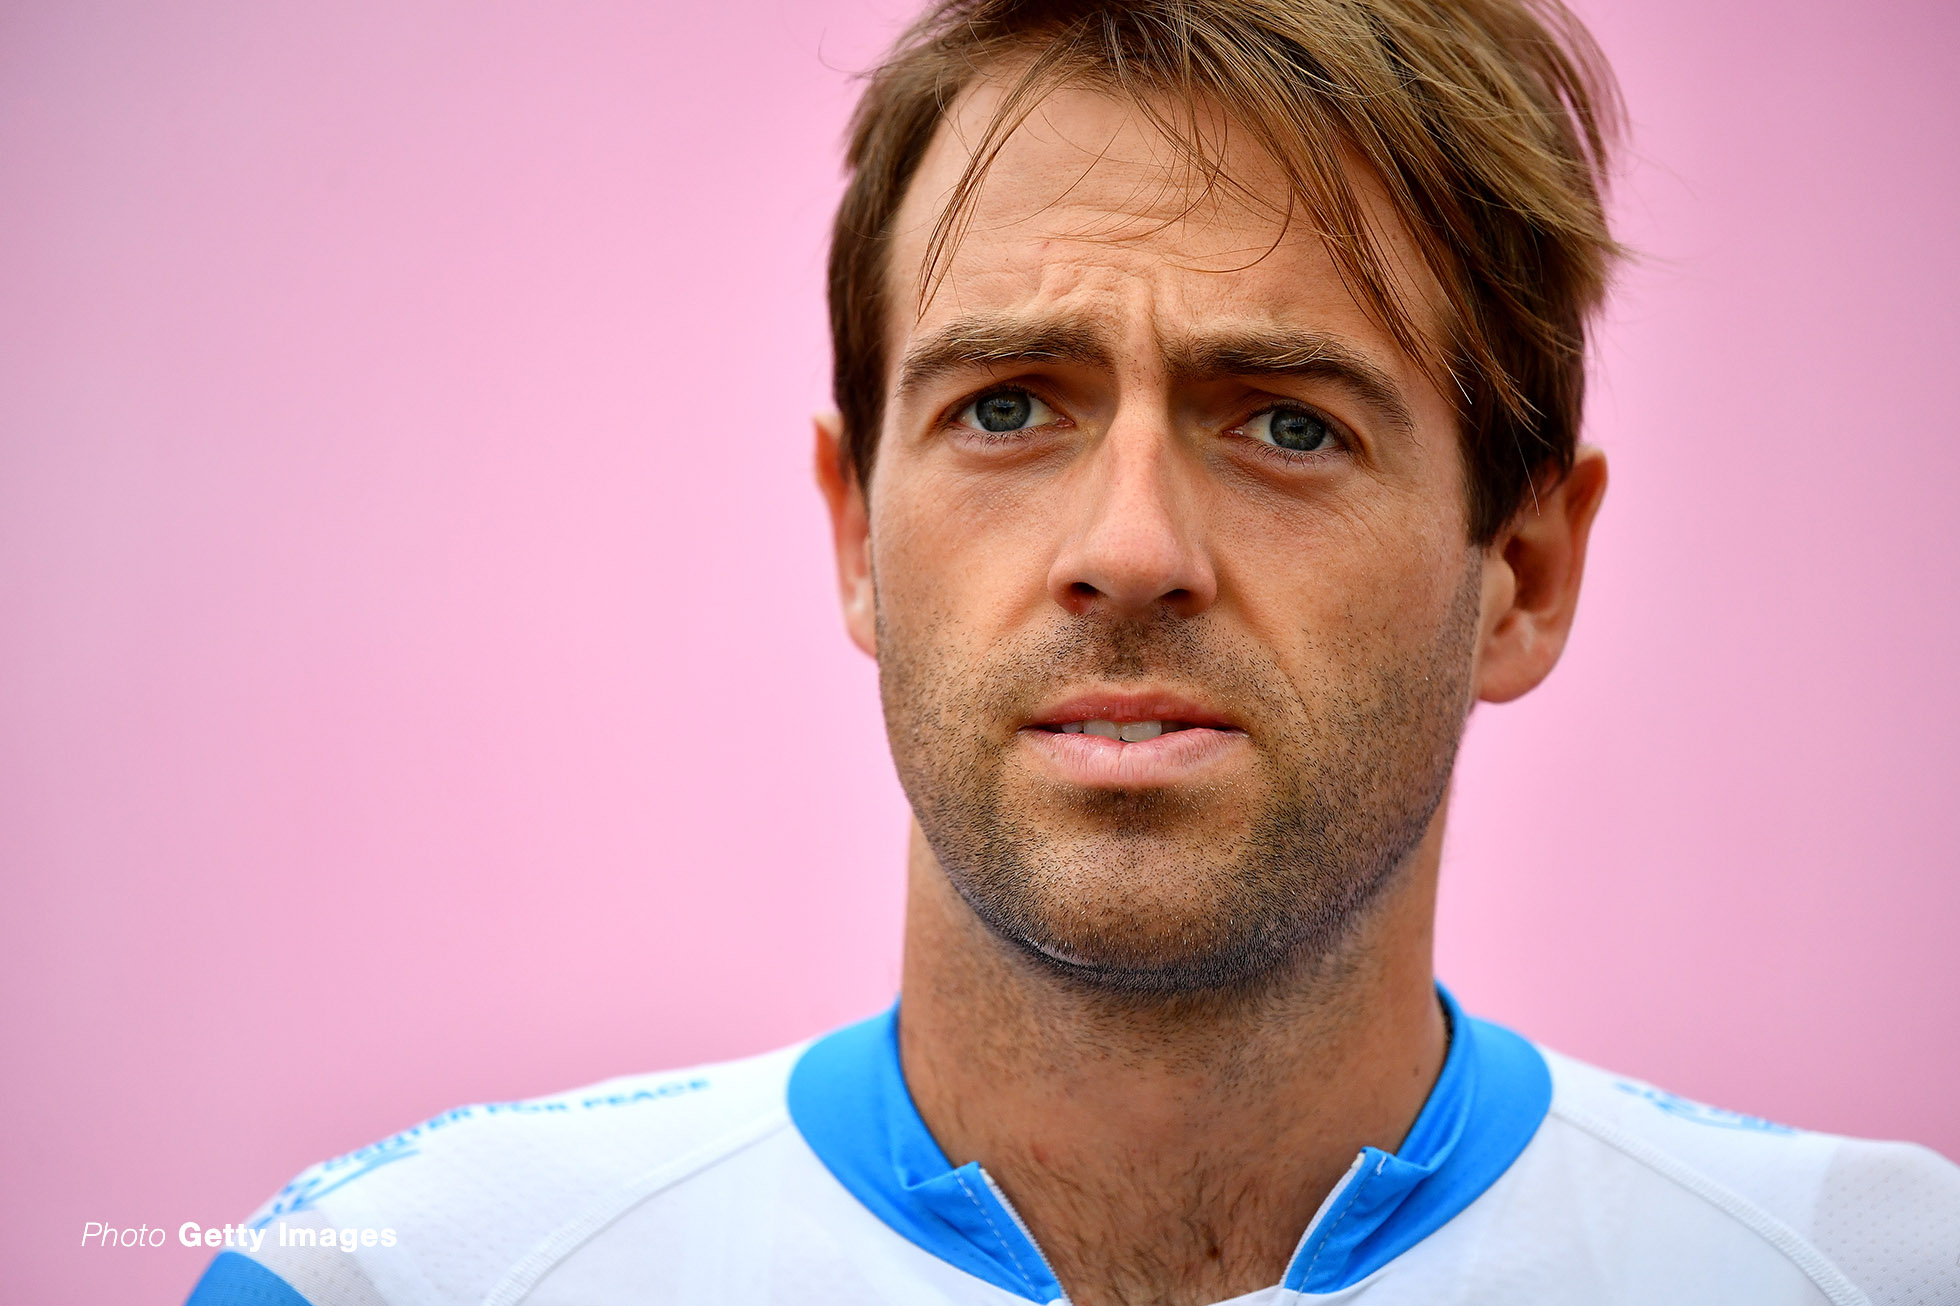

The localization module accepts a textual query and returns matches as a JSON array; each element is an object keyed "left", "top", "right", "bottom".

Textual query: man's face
[{"left": 858, "top": 84, "right": 1489, "bottom": 993}]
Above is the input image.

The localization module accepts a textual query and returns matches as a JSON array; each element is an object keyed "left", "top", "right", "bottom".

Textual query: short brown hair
[{"left": 827, "top": 0, "right": 1623, "bottom": 543}]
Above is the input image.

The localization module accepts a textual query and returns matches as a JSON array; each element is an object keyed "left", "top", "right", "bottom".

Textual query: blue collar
[{"left": 786, "top": 985, "right": 1550, "bottom": 1302}]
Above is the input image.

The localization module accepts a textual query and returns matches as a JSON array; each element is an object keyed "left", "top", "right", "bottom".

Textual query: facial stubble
[{"left": 877, "top": 564, "right": 1483, "bottom": 997}]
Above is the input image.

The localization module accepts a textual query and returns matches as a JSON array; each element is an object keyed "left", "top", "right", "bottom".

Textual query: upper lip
[{"left": 1022, "top": 688, "right": 1243, "bottom": 732}]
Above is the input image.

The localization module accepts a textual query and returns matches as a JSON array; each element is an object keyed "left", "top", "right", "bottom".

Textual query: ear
[
  {"left": 813, "top": 411, "right": 877, "bottom": 658},
  {"left": 1474, "top": 444, "right": 1608, "bottom": 704}
]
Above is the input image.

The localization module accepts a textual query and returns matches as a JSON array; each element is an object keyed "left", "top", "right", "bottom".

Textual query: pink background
[{"left": 4, "top": 0, "right": 1956, "bottom": 1299}]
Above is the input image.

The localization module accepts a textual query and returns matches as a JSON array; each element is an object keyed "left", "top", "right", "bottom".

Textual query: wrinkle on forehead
[
  {"left": 885, "top": 76, "right": 1450, "bottom": 376},
  {"left": 904, "top": 81, "right": 1300, "bottom": 288}
]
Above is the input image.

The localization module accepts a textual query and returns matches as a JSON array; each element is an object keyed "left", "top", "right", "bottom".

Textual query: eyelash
[
  {"left": 1230, "top": 404, "right": 1351, "bottom": 465},
  {"left": 944, "top": 387, "right": 1064, "bottom": 443},
  {"left": 942, "top": 387, "right": 1351, "bottom": 461}
]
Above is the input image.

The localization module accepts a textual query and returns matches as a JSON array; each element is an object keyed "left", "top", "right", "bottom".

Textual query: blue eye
[
  {"left": 1243, "top": 405, "right": 1339, "bottom": 453},
  {"left": 957, "top": 389, "right": 1055, "bottom": 434}
]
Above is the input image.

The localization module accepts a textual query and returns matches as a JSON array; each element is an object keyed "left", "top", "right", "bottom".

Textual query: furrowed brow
[
  {"left": 1168, "top": 330, "right": 1417, "bottom": 437},
  {"left": 895, "top": 314, "right": 1113, "bottom": 399}
]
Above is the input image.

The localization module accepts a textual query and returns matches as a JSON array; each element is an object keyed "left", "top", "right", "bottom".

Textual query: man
[{"left": 187, "top": 1, "right": 1960, "bottom": 1303}]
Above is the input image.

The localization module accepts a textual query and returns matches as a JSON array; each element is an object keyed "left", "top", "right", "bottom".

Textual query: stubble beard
[{"left": 877, "top": 566, "right": 1483, "bottom": 999}]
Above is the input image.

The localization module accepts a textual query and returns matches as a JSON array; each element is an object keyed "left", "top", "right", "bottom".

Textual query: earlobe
[
  {"left": 813, "top": 412, "right": 877, "bottom": 658},
  {"left": 1474, "top": 446, "right": 1608, "bottom": 704}
]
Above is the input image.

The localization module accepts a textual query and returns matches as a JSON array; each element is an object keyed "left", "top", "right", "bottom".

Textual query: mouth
[
  {"left": 1018, "top": 720, "right": 1247, "bottom": 786},
  {"left": 1022, "top": 690, "right": 1243, "bottom": 739},
  {"left": 1034, "top": 719, "right": 1211, "bottom": 742},
  {"left": 1016, "top": 691, "right": 1249, "bottom": 785}
]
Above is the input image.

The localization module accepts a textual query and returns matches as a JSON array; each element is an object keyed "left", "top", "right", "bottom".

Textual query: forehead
[{"left": 884, "top": 77, "right": 1446, "bottom": 376}]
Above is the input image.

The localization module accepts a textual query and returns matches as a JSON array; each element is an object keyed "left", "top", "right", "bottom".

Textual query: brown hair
[{"left": 827, "top": 0, "right": 1623, "bottom": 543}]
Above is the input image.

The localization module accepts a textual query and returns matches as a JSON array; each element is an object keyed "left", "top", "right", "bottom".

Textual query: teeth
[{"left": 1065, "top": 720, "right": 1171, "bottom": 741}]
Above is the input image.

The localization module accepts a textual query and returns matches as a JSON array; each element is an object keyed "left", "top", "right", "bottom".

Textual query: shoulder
[
  {"left": 187, "top": 1040, "right": 808, "bottom": 1306},
  {"left": 1516, "top": 1045, "right": 1960, "bottom": 1305},
  {"left": 252, "top": 1039, "right": 801, "bottom": 1230}
]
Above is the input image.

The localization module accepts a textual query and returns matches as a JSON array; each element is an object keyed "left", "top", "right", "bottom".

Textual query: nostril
[{"left": 1158, "top": 587, "right": 1203, "bottom": 616}]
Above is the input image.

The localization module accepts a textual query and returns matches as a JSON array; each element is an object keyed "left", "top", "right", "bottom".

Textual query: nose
[{"left": 1046, "top": 416, "right": 1218, "bottom": 620}]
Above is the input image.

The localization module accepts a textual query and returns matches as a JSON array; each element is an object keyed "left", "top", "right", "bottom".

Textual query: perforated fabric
[
  {"left": 1808, "top": 1137, "right": 1960, "bottom": 1306},
  {"left": 243, "top": 1212, "right": 391, "bottom": 1306}
]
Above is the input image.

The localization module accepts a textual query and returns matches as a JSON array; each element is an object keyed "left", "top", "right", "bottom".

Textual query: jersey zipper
[
  {"left": 980, "top": 1167, "right": 1073, "bottom": 1306},
  {"left": 983, "top": 1151, "right": 1370, "bottom": 1304},
  {"left": 1280, "top": 1150, "right": 1370, "bottom": 1287}
]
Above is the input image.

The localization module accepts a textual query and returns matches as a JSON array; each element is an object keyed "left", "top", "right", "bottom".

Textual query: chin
[
  {"left": 1006, "top": 919, "right": 1310, "bottom": 996},
  {"left": 956, "top": 850, "right": 1319, "bottom": 995}
]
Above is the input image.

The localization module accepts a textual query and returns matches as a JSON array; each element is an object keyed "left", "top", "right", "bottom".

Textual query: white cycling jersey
[{"left": 185, "top": 988, "right": 1960, "bottom": 1306}]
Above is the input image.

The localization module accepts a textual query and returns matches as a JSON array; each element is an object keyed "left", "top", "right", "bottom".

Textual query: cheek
[
  {"left": 1224, "top": 496, "right": 1470, "bottom": 678},
  {"left": 870, "top": 461, "right": 1054, "bottom": 632}
]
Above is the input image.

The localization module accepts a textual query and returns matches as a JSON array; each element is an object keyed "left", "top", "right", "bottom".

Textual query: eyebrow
[
  {"left": 895, "top": 314, "right": 1113, "bottom": 399},
  {"left": 1166, "top": 329, "right": 1416, "bottom": 437},
  {"left": 894, "top": 313, "right": 1416, "bottom": 437}
]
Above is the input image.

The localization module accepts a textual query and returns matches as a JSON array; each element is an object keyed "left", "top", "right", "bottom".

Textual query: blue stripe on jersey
[
  {"left": 788, "top": 984, "right": 1550, "bottom": 1300},
  {"left": 183, "top": 1251, "right": 314, "bottom": 1306},
  {"left": 1283, "top": 986, "right": 1552, "bottom": 1291},
  {"left": 788, "top": 1008, "right": 1065, "bottom": 1303}
]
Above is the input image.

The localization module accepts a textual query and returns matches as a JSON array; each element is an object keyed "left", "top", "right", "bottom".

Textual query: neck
[{"left": 896, "top": 818, "right": 1450, "bottom": 1306}]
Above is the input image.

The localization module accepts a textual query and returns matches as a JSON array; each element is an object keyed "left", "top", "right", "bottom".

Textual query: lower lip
[{"left": 1016, "top": 726, "right": 1248, "bottom": 787}]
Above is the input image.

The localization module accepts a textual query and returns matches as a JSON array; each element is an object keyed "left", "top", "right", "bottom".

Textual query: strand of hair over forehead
[{"left": 877, "top": 0, "right": 1624, "bottom": 431}]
